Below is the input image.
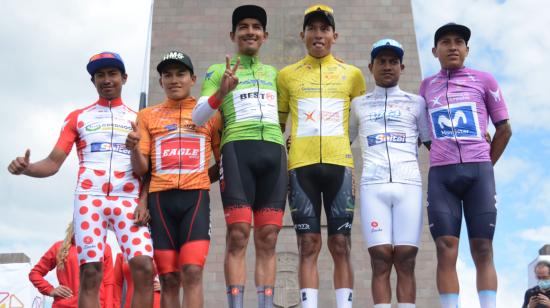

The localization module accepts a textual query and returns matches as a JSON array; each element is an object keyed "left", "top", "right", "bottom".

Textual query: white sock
[
  {"left": 398, "top": 303, "right": 416, "bottom": 308},
  {"left": 300, "top": 288, "right": 318, "bottom": 308},
  {"left": 439, "top": 293, "right": 460, "bottom": 308},
  {"left": 335, "top": 288, "right": 353, "bottom": 308},
  {"left": 478, "top": 290, "right": 496, "bottom": 308},
  {"left": 373, "top": 304, "right": 391, "bottom": 308}
]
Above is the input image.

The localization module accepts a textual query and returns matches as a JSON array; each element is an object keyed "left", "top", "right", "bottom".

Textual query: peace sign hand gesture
[{"left": 218, "top": 55, "right": 240, "bottom": 98}]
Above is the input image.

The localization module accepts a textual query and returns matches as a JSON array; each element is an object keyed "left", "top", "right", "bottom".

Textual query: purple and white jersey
[{"left": 419, "top": 67, "right": 509, "bottom": 167}]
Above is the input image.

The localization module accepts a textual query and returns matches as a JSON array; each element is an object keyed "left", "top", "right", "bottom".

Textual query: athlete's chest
[
  {"left": 288, "top": 65, "right": 353, "bottom": 99},
  {"left": 148, "top": 109, "right": 209, "bottom": 139}
]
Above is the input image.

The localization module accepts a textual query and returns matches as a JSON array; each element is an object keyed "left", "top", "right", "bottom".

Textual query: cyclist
[
  {"left": 8, "top": 52, "right": 155, "bottom": 308},
  {"left": 192, "top": 5, "right": 287, "bottom": 308},
  {"left": 125, "top": 51, "right": 221, "bottom": 308},
  {"left": 419, "top": 23, "right": 512, "bottom": 308},
  {"left": 277, "top": 4, "right": 366, "bottom": 308},
  {"left": 349, "top": 38, "right": 430, "bottom": 308}
]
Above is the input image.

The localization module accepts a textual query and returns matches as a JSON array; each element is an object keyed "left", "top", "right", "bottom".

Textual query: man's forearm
[
  {"left": 490, "top": 121, "right": 512, "bottom": 165},
  {"left": 131, "top": 150, "right": 149, "bottom": 176}
]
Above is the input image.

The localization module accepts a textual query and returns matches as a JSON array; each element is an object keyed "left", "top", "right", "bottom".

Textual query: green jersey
[{"left": 200, "top": 54, "right": 283, "bottom": 147}]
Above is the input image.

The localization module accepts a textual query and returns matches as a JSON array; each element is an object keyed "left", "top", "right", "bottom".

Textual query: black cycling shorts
[
  {"left": 288, "top": 163, "right": 355, "bottom": 235},
  {"left": 427, "top": 162, "right": 497, "bottom": 240},
  {"left": 149, "top": 189, "right": 210, "bottom": 272},
  {"left": 219, "top": 140, "right": 287, "bottom": 227}
]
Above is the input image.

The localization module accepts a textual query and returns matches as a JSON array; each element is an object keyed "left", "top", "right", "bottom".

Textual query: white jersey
[{"left": 349, "top": 85, "right": 430, "bottom": 185}]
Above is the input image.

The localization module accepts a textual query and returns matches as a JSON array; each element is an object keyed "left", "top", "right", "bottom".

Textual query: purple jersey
[{"left": 419, "top": 67, "right": 509, "bottom": 166}]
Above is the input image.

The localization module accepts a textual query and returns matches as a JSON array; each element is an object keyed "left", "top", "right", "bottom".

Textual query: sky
[{"left": 0, "top": 0, "right": 548, "bottom": 307}]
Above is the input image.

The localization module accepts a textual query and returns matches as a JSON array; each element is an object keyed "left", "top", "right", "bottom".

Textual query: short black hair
[{"left": 536, "top": 260, "right": 550, "bottom": 273}]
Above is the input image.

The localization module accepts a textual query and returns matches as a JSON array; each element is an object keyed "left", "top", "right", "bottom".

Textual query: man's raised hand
[
  {"left": 125, "top": 121, "right": 140, "bottom": 151},
  {"left": 7, "top": 149, "right": 31, "bottom": 175}
]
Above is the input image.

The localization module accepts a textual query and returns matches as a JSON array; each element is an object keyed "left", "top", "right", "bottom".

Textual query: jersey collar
[
  {"left": 304, "top": 53, "right": 335, "bottom": 65},
  {"left": 439, "top": 66, "right": 467, "bottom": 76},
  {"left": 163, "top": 96, "right": 196, "bottom": 108},
  {"left": 97, "top": 97, "right": 123, "bottom": 107},
  {"left": 234, "top": 54, "right": 260, "bottom": 68},
  {"left": 373, "top": 84, "right": 401, "bottom": 96}
]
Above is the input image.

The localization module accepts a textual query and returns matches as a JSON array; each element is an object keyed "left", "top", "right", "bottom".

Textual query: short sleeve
[
  {"left": 54, "top": 110, "right": 81, "bottom": 154},
  {"left": 350, "top": 67, "right": 367, "bottom": 99},
  {"left": 200, "top": 64, "right": 222, "bottom": 97},
  {"left": 277, "top": 69, "right": 290, "bottom": 124},
  {"left": 137, "top": 109, "right": 151, "bottom": 155},
  {"left": 416, "top": 96, "right": 431, "bottom": 142},
  {"left": 483, "top": 73, "right": 509, "bottom": 124}
]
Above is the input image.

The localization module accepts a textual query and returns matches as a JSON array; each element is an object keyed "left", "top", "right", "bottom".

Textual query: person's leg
[
  {"left": 323, "top": 165, "right": 354, "bottom": 308},
  {"left": 253, "top": 224, "right": 279, "bottom": 307},
  {"left": 159, "top": 272, "right": 181, "bottom": 308},
  {"left": 181, "top": 264, "right": 204, "bottom": 308},
  {"left": 111, "top": 196, "right": 155, "bottom": 308},
  {"left": 148, "top": 190, "right": 183, "bottom": 308},
  {"left": 369, "top": 245, "right": 393, "bottom": 304},
  {"left": 427, "top": 165, "right": 463, "bottom": 307},
  {"left": 74, "top": 195, "right": 108, "bottom": 308},
  {"left": 225, "top": 222, "right": 251, "bottom": 307},
  {"left": 219, "top": 141, "right": 256, "bottom": 307},
  {"left": 463, "top": 162, "right": 498, "bottom": 308},
  {"left": 394, "top": 246, "right": 418, "bottom": 304},
  {"left": 360, "top": 183, "right": 394, "bottom": 306},
  {"left": 177, "top": 190, "right": 211, "bottom": 308},
  {"left": 298, "top": 233, "right": 322, "bottom": 308},
  {"left": 79, "top": 262, "right": 103, "bottom": 308},
  {"left": 392, "top": 183, "right": 423, "bottom": 307},
  {"left": 129, "top": 255, "right": 155, "bottom": 308}
]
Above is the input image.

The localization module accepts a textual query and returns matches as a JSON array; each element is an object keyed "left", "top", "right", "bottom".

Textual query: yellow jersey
[{"left": 277, "top": 54, "right": 366, "bottom": 170}]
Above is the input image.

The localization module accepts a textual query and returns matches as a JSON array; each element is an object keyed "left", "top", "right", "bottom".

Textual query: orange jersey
[{"left": 137, "top": 97, "right": 221, "bottom": 192}]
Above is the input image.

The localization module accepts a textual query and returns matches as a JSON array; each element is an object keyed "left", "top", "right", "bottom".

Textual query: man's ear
[
  {"left": 121, "top": 73, "right": 128, "bottom": 85},
  {"left": 230, "top": 31, "right": 235, "bottom": 42}
]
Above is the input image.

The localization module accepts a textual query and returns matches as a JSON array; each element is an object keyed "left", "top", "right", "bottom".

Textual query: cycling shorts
[
  {"left": 427, "top": 162, "right": 497, "bottom": 240},
  {"left": 219, "top": 140, "right": 287, "bottom": 227},
  {"left": 148, "top": 189, "right": 210, "bottom": 273},
  {"left": 360, "top": 183, "right": 423, "bottom": 248},
  {"left": 289, "top": 164, "right": 355, "bottom": 235},
  {"left": 74, "top": 195, "right": 153, "bottom": 265}
]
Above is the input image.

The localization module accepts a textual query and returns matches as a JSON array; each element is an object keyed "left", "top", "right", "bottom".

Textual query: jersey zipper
[
  {"left": 106, "top": 100, "right": 114, "bottom": 196},
  {"left": 178, "top": 101, "right": 182, "bottom": 189},
  {"left": 383, "top": 89, "right": 393, "bottom": 182},
  {"left": 250, "top": 58, "right": 265, "bottom": 141},
  {"left": 319, "top": 61, "right": 323, "bottom": 164},
  {"left": 445, "top": 70, "right": 463, "bottom": 163}
]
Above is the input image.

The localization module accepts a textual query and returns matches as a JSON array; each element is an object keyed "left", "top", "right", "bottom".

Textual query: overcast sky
[{"left": 1, "top": 0, "right": 549, "bottom": 307}]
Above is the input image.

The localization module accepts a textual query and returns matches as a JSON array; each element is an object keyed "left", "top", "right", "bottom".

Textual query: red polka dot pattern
[
  {"left": 123, "top": 182, "right": 135, "bottom": 193},
  {"left": 81, "top": 179, "right": 93, "bottom": 190},
  {"left": 94, "top": 170, "right": 106, "bottom": 176}
]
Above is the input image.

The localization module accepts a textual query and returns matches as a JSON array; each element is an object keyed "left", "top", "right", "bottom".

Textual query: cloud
[
  {"left": 412, "top": 0, "right": 550, "bottom": 130},
  {"left": 457, "top": 257, "right": 523, "bottom": 307},
  {"left": 518, "top": 226, "right": 550, "bottom": 243}
]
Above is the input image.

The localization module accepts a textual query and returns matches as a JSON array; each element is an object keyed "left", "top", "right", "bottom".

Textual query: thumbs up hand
[
  {"left": 125, "top": 121, "right": 141, "bottom": 151},
  {"left": 8, "top": 149, "right": 31, "bottom": 175}
]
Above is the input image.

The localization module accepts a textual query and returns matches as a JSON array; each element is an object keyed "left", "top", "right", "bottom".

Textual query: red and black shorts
[
  {"left": 148, "top": 189, "right": 210, "bottom": 274},
  {"left": 219, "top": 140, "right": 287, "bottom": 227}
]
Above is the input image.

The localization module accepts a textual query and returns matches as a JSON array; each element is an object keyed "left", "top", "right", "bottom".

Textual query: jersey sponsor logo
[
  {"left": 85, "top": 122, "right": 132, "bottom": 132},
  {"left": 238, "top": 79, "right": 274, "bottom": 87},
  {"left": 232, "top": 88, "right": 278, "bottom": 124},
  {"left": 154, "top": 133, "right": 205, "bottom": 174},
  {"left": 295, "top": 223, "right": 311, "bottom": 231},
  {"left": 337, "top": 222, "right": 352, "bottom": 231},
  {"left": 489, "top": 88, "right": 501, "bottom": 102},
  {"left": 430, "top": 102, "right": 481, "bottom": 139},
  {"left": 90, "top": 142, "right": 131, "bottom": 155},
  {"left": 367, "top": 132, "right": 406, "bottom": 146},
  {"left": 205, "top": 71, "right": 214, "bottom": 80},
  {"left": 370, "top": 220, "right": 382, "bottom": 232},
  {"left": 366, "top": 109, "right": 402, "bottom": 122},
  {"left": 165, "top": 124, "right": 178, "bottom": 131},
  {"left": 296, "top": 98, "right": 344, "bottom": 137}
]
